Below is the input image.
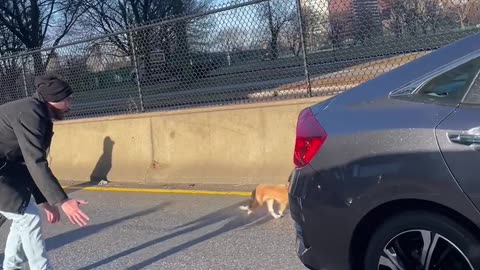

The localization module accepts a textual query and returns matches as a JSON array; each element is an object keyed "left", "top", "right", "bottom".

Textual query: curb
[{"left": 62, "top": 185, "right": 252, "bottom": 197}]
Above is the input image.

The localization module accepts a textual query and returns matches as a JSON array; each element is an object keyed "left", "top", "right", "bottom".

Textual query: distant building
[
  {"left": 328, "top": 0, "right": 355, "bottom": 44},
  {"left": 352, "top": 0, "right": 383, "bottom": 40}
]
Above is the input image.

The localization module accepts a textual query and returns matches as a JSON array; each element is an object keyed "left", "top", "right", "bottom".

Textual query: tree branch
[{"left": 41, "top": 0, "right": 56, "bottom": 41}]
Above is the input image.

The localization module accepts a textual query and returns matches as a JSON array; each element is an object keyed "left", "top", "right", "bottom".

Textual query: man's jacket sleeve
[
  {"left": 13, "top": 110, "right": 68, "bottom": 206},
  {"left": 26, "top": 172, "right": 48, "bottom": 204}
]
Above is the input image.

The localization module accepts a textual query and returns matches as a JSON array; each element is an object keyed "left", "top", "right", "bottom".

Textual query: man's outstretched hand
[
  {"left": 42, "top": 203, "right": 60, "bottom": 223},
  {"left": 61, "top": 199, "right": 89, "bottom": 227}
]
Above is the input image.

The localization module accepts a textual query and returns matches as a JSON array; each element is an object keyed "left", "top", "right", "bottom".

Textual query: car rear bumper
[
  {"left": 293, "top": 220, "right": 320, "bottom": 270},
  {"left": 289, "top": 166, "right": 356, "bottom": 270}
]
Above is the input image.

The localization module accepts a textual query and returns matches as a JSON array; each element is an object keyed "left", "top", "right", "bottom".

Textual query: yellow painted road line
[{"left": 61, "top": 185, "right": 251, "bottom": 197}]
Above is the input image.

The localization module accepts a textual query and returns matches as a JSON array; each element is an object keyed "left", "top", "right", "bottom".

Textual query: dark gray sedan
[{"left": 289, "top": 32, "right": 480, "bottom": 270}]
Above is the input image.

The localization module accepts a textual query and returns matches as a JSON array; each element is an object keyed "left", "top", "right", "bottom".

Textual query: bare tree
[
  {"left": 0, "top": 58, "right": 23, "bottom": 103},
  {"left": 0, "top": 25, "right": 26, "bottom": 103},
  {"left": 442, "top": 0, "right": 480, "bottom": 29},
  {"left": 0, "top": 0, "right": 87, "bottom": 74},
  {"left": 466, "top": 0, "right": 480, "bottom": 25},
  {"left": 280, "top": 5, "right": 323, "bottom": 56},
  {"left": 0, "top": 26, "right": 24, "bottom": 56},
  {"left": 216, "top": 27, "right": 247, "bottom": 51},
  {"left": 381, "top": 0, "right": 450, "bottom": 37},
  {"left": 188, "top": 14, "right": 215, "bottom": 52},
  {"left": 258, "top": 0, "right": 295, "bottom": 60},
  {"left": 280, "top": 22, "right": 301, "bottom": 56},
  {"left": 424, "top": 0, "right": 445, "bottom": 34},
  {"left": 79, "top": 0, "right": 210, "bottom": 56},
  {"left": 215, "top": 27, "right": 248, "bottom": 65},
  {"left": 80, "top": 0, "right": 211, "bottom": 80}
]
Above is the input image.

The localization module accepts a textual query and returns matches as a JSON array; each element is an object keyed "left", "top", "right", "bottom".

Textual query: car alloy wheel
[
  {"left": 364, "top": 211, "right": 480, "bottom": 270},
  {"left": 379, "top": 229, "right": 474, "bottom": 270}
]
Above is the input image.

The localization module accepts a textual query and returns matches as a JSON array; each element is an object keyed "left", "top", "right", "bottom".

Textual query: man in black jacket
[{"left": 0, "top": 75, "right": 89, "bottom": 270}]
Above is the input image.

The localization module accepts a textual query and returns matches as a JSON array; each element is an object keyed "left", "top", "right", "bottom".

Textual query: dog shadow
[{"left": 77, "top": 200, "right": 277, "bottom": 270}]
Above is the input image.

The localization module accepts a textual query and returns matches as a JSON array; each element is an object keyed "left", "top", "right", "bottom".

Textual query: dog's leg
[
  {"left": 247, "top": 193, "right": 261, "bottom": 215},
  {"left": 239, "top": 199, "right": 259, "bottom": 216},
  {"left": 267, "top": 199, "right": 281, "bottom": 219},
  {"left": 239, "top": 205, "right": 250, "bottom": 211},
  {"left": 239, "top": 189, "right": 257, "bottom": 215},
  {"left": 239, "top": 202, "right": 254, "bottom": 215},
  {"left": 278, "top": 201, "right": 288, "bottom": 217}
]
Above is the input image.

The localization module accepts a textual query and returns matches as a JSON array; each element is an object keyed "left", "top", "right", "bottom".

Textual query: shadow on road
[
  {"left": 63, "top": 182, "right": 94, "bottom": 195},
  {"left": 78, "top": 200, "right": 274, "bottom": 270},
  {"left": 46, "top": 202, "right": 172, "bottom": 251}
]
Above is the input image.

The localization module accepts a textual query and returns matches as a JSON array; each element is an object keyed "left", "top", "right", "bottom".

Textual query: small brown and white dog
[{"left": 239, "top": 184, "right": 289, "bottom": 219}]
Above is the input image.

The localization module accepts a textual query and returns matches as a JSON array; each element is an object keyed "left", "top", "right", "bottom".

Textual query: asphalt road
[{"left": 0, "top": 190, "right": 307, "bottom": 270}]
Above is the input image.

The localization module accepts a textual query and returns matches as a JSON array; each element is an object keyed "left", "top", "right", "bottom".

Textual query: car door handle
[{"left": 448, "top": 134, "right": 480, "bottom": 145}]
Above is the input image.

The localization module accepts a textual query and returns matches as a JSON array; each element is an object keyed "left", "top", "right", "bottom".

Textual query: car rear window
[{"left": 392, "top": 57, "right": 480, "bottom": 106}]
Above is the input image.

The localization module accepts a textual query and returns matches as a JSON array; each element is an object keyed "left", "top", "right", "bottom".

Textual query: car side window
[
  {"left": 463, "top": 70, "right": 480, "bottom": 104},
  {"left": 413, "top": 57, "right": 480, "bottom": 105}
]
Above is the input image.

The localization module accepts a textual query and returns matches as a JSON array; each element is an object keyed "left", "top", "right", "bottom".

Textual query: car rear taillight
[{"left": 294, "top": 108, "right": 327, "bottom": 168}]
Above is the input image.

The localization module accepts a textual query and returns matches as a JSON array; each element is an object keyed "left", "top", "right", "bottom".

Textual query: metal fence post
[
  {"left": 126, "top": 4, "right": 145, "bottom": 113},
  {"left": 129, "top": 30, "right": 145, "bottom": 113},
  {"left": 21, "top": 56, "right": 28, "bottom": 97},
  {"left": 295, "top": 0, "right": 312, "bottom": 97}
]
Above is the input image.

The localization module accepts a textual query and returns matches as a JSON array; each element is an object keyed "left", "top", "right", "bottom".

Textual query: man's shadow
[{"left": 90, "top": 136, "right": 115, "bottom": 184}]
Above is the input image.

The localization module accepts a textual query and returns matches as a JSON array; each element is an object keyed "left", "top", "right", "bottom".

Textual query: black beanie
[{"left": 35, "top": 75, "right": 73, "bottom": 102}]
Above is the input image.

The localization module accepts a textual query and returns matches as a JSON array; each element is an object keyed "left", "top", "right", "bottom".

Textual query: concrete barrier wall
[{"left": 49, "top": 96, "right": 333, "bottom": 185}]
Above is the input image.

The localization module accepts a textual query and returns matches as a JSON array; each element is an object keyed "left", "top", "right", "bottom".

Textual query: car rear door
[{"left": 436, "top": 56, "right": 480, "bottom": 209}]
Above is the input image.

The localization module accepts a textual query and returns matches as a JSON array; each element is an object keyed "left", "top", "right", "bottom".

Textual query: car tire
[{"left": 364, "top": 210, "right": 480, "bottom": 270}]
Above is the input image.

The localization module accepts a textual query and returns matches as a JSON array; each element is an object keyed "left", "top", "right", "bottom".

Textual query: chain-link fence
[{"left": 0, "top": 0, "right": 479, "bottom": 119}]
